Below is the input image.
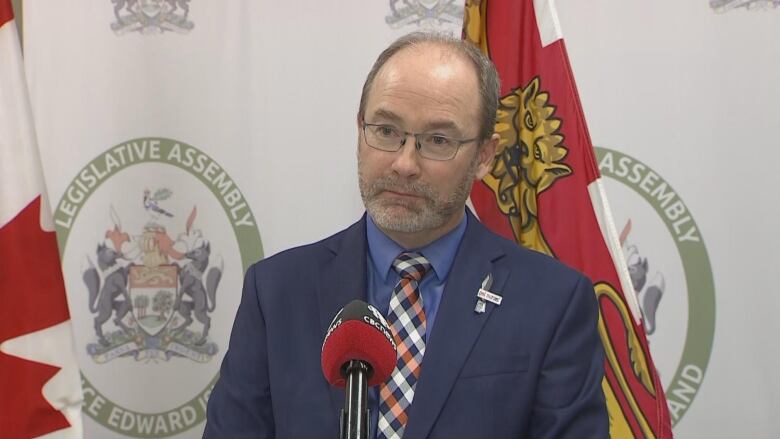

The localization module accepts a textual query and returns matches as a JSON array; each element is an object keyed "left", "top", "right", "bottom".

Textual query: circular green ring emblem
[
  {"left": 54, "top": 138, "right": 263, "bottom": 437},
  {"left": 595, "top": 146, "right": 715, "bottom": 426}
]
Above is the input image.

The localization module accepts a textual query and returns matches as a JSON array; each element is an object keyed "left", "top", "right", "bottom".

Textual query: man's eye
[
  {"left": 377, "top": 126, "right": 397, "bottom": 137},
  {"left": 425, "top": 134, "right": 453, "bottom": 147},
  {"left": 430, "top": 135, "right": 449, "bottom": 145}
]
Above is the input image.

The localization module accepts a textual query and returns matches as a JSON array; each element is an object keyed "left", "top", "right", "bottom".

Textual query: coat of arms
[
  {"left": 111, "top": 0, "right": 194, "bottom": 35},
  {"left": 83, "top": 188, "right": 222, "bottom": 363},
  {"left": 385, "top": 0, "right": 463, "bottom": 29},
  {"left": 710, "top": 0, "right": 780, "bottom": 11}
]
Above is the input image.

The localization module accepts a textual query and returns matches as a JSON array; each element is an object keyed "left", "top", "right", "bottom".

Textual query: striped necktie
[{"left": 377, "top": 252, "right": 432, "bottom": 439}]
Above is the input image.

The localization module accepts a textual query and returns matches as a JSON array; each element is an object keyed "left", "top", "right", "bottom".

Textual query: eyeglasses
[{"left": 361, "top": 119, "right": 478, "bottom": 161}]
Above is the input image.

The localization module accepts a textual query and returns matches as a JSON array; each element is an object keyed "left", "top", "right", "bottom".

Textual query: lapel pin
[
  {"left": 477, "top": 288, "right": 503, "bottom": 306},
  {"left": 475, "top": 273, "right": 499, "bottom": 313}
]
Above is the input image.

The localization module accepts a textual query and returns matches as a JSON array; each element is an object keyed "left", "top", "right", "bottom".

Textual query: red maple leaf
[
  {"left": 0, "top": 1, "right": 13, "bottom": 29},
  {"left": 0, "top": 196, "right": 72, "bottom": 438}
]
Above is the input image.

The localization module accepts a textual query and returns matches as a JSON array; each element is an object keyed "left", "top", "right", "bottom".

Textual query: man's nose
[{"left": 390, "top": 135, "right": 422, "bottom": 178}]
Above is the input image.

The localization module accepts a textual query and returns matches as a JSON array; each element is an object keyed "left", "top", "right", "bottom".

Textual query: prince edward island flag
[{"left": 463, "top": 0, "right": 673, "bottom": 437}]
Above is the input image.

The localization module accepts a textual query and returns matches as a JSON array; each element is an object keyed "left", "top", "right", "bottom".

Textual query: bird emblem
[{"left": 143, "top": 188, "right": 174, "bottom": 218}]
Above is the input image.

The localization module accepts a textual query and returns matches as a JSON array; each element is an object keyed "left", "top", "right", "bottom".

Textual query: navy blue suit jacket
[{"left": 204, "top": 211, "right": 607, "bottom": 438}]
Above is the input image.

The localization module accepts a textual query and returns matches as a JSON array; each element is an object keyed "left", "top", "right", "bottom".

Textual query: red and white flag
[
  {"left": 463, "top": 0, "right": 673, "bottom": 437},
  {"left": 0, "top": 1, "right": 83, "bottom": 437}
]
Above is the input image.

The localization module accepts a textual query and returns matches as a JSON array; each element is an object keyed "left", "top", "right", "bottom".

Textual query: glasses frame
[{"left": 361, "top": 118, "right": 479, "bottom": 161}]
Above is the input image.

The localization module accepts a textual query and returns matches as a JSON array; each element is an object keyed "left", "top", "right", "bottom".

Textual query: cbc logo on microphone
[
  {"left": 367, "top": 304, "right": 389, "bottom": 329},
  {"left": 364, "top": 305, "right": 396, "bottom": 351}
]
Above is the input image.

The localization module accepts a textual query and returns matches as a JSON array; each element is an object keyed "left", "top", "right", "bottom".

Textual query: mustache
[{"left": 364, "top": 176, "right": 436, "bottom": 199}]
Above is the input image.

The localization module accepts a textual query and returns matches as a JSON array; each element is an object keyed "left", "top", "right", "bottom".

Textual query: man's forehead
[
  {"left": 366, "top": 44, "right": 479, "bottom": 109},
  {"left": 368, "top": 107, "right": 461, "bottom": 131},
  {"left": 360, "top": 41, "right": 482, "bottom": 134}
]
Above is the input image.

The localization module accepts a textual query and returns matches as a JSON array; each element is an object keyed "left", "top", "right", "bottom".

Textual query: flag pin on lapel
[{"left": 475, "top": 273, "right": 501, "bottom": 313}]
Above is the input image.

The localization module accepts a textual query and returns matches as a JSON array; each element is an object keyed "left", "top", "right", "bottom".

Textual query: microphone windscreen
[{"left": 321, "top": 300, "right": 397, "bottom": 388}]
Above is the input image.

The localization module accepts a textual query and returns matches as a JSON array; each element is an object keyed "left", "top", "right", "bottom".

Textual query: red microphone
[{"left": 321, "top": 300, "right": 397, "bottom": 439}]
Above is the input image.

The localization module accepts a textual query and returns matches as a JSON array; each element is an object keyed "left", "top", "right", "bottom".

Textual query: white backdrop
[{"left": 21, "top": 0, "right": 780, "bottom": 437}]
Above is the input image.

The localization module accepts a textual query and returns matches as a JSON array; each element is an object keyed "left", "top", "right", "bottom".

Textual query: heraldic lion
[{"left": 485, "top": 76, "right": 572, "bottom": 256}]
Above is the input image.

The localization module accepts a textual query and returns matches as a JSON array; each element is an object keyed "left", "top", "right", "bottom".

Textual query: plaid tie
[{"left": 377, "top": 252, "right": 432, "bottom": 439}]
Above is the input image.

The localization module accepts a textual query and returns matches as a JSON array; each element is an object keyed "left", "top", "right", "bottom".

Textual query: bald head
[{"left": 358, "top": 32, "right": 500, "bottom": 142}]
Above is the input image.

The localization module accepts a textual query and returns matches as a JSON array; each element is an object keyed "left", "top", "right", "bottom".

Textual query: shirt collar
[{"left": 366, "top": 212, "right": 467, "bottom": 282}]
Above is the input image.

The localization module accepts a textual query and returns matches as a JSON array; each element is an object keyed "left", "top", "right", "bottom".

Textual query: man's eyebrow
[
  {"left": 369, "top": 110, "right": 462, "bottom": 134},
  {"left": 423, "top": 120, "right": 460, "bottom": 133},
  {"left": 369, "top": 109, "right": 403, "bottom": 124}
]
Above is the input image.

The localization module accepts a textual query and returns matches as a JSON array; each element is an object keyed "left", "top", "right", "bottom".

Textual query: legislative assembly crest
[{"left": 55, "top": 138, "right": 262, "bottom": 437}]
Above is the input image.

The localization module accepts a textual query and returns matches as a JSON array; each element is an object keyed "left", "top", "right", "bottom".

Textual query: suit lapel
[
  {"left": 403, "top": 212, "right": 510, "bottom": 439},
  {"left": 316, "top": 217, "right": 369, "bottom": 416}
]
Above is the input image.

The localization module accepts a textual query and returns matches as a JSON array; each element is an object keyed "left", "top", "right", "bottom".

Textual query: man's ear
[
  {"left": 474, "top": 133, "right": 498, "bottom": 180},
  {"left": 356, "top": 115, "right": 364, "bottom": 151}
]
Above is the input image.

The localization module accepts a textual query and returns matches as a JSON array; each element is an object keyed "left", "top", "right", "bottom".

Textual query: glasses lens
[
  {"left": 366, "top": 125, "right": 402, "bottom": 151},
  {"left": 419, "top": 133, "right": 457, "bottom": 160}
]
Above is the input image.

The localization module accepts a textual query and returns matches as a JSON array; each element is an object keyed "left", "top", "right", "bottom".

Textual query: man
[{"left": 204, "top": 32, "right": 607, "bottom": 439}]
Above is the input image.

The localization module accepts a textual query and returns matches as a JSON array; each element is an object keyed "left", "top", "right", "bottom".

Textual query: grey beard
[{"left": 358, "top": 160, "right": 477, "bottom": 234}]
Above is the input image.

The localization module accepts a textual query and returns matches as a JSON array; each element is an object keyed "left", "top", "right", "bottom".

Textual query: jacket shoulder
[
  {"left": 473, "top": 222, "right": 593, "bottom": 296},
  {"left": 246, "top": 218, "right": 363, "bottom": 277}
]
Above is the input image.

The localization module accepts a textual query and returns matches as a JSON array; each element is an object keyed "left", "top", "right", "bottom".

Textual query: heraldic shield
[
  {"left": 84, "top": 191, "right": 221, "bottom": 363},
  {"left": 139, "top": 0, "right": 166, "bottom": 17},
  {"left": 128, "top": 264, "right": 179, "bottom": 336}
]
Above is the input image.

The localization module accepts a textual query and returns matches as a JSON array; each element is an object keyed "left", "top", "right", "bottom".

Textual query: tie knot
[{"left": 393, "top": 252, "right": 431, "bottom": 282}]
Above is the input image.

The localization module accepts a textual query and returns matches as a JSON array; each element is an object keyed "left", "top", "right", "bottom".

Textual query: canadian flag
[{"left": 0, "top": 1, "right": 83, "bottom": 438}]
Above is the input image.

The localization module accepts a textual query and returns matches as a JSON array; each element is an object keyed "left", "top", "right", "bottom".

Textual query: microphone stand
[{"left": 340, "top": 360, "right": 371, "bottom": 439}]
